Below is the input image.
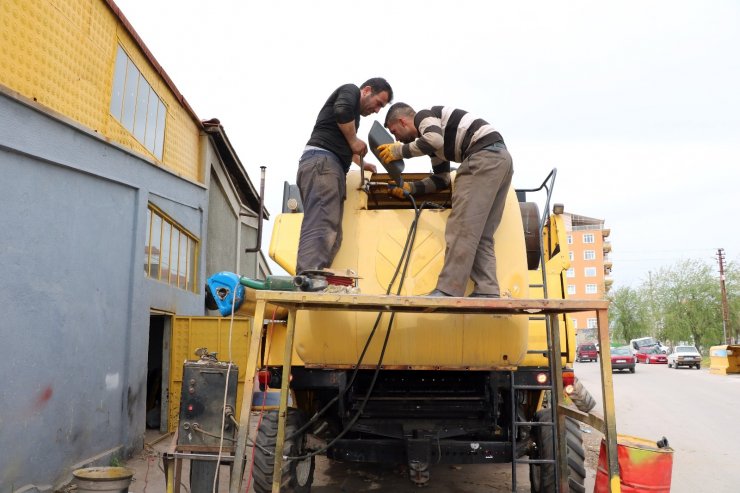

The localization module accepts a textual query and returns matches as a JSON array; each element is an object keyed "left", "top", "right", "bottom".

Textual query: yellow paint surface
[{"left": 0, "top": 0, "right": 201, "bottom": 181}]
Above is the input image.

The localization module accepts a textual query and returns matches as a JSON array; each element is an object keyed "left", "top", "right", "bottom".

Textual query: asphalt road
[{"left": 574, "top": 358, "right": 740, "bottom": 493}]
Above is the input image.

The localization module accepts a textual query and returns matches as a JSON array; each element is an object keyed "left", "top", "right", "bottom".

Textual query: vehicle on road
[
  {"left": 576, "top": 343, "right": 598, "bottom": 362},
  {"left": 636, "top": 346, "right": 668, "bottom": 364},
  {"left": 668, "top": 345, "right": 702, "bottom": 369},
  {"left": 630, "top": 336, "right": 669, "bottom": 355},
  {"left": 610, "top": 347, "right": 636, "bottom": 373}
]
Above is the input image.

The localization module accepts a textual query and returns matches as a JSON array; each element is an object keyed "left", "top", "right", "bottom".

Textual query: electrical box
[{"left": 177, "top": 360, "right": 239, "bottom": 451}]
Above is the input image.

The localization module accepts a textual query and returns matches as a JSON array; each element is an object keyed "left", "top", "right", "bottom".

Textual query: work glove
[
  {"left": 389, "top": 182, "right": 412, "bottom": 199},
  {"left": 377, "top": 143, "right": 403, "bottom": 165}
]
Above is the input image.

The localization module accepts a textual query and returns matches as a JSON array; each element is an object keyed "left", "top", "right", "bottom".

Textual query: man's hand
[
  {"left": 389, "top": 182, "right": 412, "bottom": 199},
  {"left": 377, "top": 143, "right": 403, "bottom": 165},
  {"left": 362, "top": 162, "right": 377, "bottom": 173},
  {"left": 350, "top": 137, "right": 368, "bottom": 157}
]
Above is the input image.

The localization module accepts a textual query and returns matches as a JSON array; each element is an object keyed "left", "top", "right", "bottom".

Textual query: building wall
[
  {"left": 0, "top": 1, "right": 266, "bottom": 489},
  {"left": 565, "top": 218, "right": 612, "bottom": 343},
  {"left": 0, "top": 90, "right": 207, "bottom": 491},
  {"left": 0, "top": 0, "right": 202, "bottom": 181}
]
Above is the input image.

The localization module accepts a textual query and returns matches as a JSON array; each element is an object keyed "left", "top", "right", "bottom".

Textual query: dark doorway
[{"left": 146, "top": 315, "right": 166, "bottom": 430}]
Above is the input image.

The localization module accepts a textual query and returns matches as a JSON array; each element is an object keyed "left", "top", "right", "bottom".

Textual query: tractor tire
[
  {"left": 529, "top": 409, "right": 586, "bottom": 493},
  {"left": 568, "top": 377, "right": 597, "bottom": 413},
  {"left": 253, "top": 408, "right": 315, "bottom": 493}
]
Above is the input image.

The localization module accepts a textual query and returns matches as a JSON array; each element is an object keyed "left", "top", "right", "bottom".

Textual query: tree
[
  {"left": 608, "top": 286, "right": 650, "bottom": 344},
  {"left": 722, "top": 260, "right": 740, "bottom": 343},
  {"left": 651, "top": 259, "right": 723, "bottom": 351}
]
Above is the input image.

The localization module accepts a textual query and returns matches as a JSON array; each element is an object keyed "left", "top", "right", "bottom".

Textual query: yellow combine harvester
[{"left": 208, "top": 169, "right": 607, "bottom": 493}]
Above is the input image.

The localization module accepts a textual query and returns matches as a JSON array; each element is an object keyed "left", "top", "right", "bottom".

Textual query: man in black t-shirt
[{"left": 296, "top": 78, "right": 393, "bottom": 275}]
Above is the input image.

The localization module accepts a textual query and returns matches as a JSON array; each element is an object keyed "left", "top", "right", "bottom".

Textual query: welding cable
[
  {"left": 279, "top": 199, "right": 429, "bottom": 461},
  {"left": 212, "top": 271, "right": 241, "bottom": 493},
  {"left": 283, "top": 197, "right": 425, "bottom": 443}
]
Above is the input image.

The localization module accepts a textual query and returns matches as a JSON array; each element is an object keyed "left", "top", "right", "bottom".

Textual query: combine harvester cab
[{"left": 242, "top": 168, "right": 594, "bottom": 492}]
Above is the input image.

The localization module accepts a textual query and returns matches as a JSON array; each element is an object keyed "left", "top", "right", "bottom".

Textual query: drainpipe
[{"left": 244, "top": 166, "right": 266, "bottom": 276}]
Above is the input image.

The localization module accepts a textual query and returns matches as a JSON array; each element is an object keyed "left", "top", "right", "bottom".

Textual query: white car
[{"left": 667, "top": 345, "right": 702, "bottom": 369}]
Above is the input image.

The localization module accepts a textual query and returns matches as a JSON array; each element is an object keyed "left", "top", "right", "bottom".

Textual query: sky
[{"left": 113, "top": 0, "right": 740, "bottom": 289}]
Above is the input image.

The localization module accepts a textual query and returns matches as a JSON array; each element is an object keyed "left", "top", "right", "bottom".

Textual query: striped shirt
[{"left": 401, "top": 106, "right": 503, "bottom": 195}]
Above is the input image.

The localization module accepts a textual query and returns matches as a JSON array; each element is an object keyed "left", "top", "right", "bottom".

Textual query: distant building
[
  {"left": 0, "top": 0, "right": 267, "bottom": 489},
  {"left": 562, "top": 213, "right": 612, "bottom": 343}
]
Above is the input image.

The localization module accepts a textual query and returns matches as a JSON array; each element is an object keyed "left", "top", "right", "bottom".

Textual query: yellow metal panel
[
  {"left": 709, "top": 345, "right": 740, "bottom": 375},
  {"left": 168, "top": 316, "right": 252, "bottom": 432},
  {"left": 0, "top": 0, "right": 201, "bottom": 182},
  {"left": 271, "top": 171, "right": 530, "bottom": 368}
]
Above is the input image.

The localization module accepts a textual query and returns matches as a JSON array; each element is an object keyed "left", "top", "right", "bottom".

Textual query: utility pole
[{"left": 717, "top": 248, "right": 730, "bottom": 344}]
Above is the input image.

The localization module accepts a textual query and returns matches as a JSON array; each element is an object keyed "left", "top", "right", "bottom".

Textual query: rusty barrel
[
  {"left": 594, "top": 435, "right": 673, "bottom": 492},
  {"left": 72, "top": 467, "right": 134, "bottom": 492}
]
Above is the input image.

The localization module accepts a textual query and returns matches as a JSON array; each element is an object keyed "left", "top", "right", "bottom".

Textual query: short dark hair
[
  {"left": 384, "top": 102, "right": 416, "bottom": 127},
  {"left": 361, "top": 77, "right": 393, "bottom": 102}
]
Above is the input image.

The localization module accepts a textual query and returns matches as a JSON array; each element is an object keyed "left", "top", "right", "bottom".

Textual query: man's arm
[{"left": 334, "top": 85, "right": 368, "bottom": 157}]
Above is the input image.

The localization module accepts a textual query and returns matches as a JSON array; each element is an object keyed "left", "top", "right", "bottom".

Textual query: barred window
[
  {"left": 583, "top": 233, "right": 595, "bottom": 244},
  {"left": 584, "top": 250, "right": 596, "bottom": 260},
  {"left": 110, "top": 45, "right": 166, "bottom": 159},
  {"left": 144, "top": 205, "right": 198, "bottom": 292}
]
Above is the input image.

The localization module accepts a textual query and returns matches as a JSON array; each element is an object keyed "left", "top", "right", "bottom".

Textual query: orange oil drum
[{"left": 594, "top": 435, "right": 673, "bottom": 492}]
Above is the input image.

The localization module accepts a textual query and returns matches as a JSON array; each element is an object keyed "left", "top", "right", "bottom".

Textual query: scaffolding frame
[{"left": 227, "top": 292, "right": 620, "bottom": 493}]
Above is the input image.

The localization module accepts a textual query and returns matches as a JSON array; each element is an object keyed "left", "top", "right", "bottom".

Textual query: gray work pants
[
  {"left": 296, "top": 150, "right": 346, "bottom": 275},
  {"left": 436, "top": 145, "right": 514, "bottom": 296}
]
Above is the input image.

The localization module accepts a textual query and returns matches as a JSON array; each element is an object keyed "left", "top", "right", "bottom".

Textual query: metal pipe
[{"left": 245, "top": 166, "right": 266, "bottom": 253}]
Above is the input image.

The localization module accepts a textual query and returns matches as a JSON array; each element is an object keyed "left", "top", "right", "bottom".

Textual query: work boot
[
  {"left": 427, "top": 289, "right": 452, "bottom": 297},
  {"left": 469, "top": 292, "right": 500, "bottom": 298}
]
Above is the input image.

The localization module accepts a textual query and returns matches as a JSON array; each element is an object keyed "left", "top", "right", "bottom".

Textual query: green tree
[
  {"left": 608, "top": 286, "right": 650, "bottom": 344},
  {"left": 652, "top": 259, "right": 723, "bottom": 351},
  {"left": 722, "top": 260, "right": 740, "bottom": 343}
]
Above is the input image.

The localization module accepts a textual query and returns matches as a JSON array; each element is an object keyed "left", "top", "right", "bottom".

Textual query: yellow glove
[
  {"left": 377, "top": 143, "right": 403, "bottom": 165},
  {"left": 389, "top": 182, "right": 412, "bottom": 199}
]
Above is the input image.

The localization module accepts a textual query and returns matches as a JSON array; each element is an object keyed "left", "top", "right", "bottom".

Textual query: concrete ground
[{"left": 123, "top": 414, "right": 598, "bottom": 493}]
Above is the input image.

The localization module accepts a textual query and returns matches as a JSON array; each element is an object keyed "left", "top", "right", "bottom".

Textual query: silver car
[{"left": 667, "top": 345, "right": 702, "bottom": 369}]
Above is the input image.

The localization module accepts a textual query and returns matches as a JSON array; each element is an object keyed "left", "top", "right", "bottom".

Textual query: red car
[
  {"left": 610, "top": 347, "right": 636, "bottom": 373},
  {"left": 576, "top": 343, "right": 598, "bottom": 362},
  {"left": 636, "top": 346, "right": 668, "bottom": 364}
]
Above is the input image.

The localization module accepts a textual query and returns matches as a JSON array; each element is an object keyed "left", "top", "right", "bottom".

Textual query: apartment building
[{"left": 563, "top": 213, "right": 612, "bottom": 343}]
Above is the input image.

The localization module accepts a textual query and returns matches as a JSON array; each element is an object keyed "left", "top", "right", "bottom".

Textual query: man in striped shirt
[{"left": 378, "top": 103, "right": 513, "bottom": 298}]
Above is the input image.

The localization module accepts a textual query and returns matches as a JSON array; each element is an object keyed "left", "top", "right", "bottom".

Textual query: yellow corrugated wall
[
  {"left": 0, "top": 0, "right": 201, "bottom": 182},
  {"left": 169, "top": 317, "right": 252, "bottom": 433}
]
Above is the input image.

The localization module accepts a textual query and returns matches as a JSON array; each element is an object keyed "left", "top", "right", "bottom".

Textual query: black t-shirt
[{"left": 306, "top": 84, "right": 361, "bottom": 172}]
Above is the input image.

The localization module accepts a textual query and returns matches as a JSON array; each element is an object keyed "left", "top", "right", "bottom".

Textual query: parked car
[
  {"left": 667, "top": 345, "right": 702, "bottom": 369},
  {"left": 635, "top": 346, "right": 668, "bottom": 364},
  {"left": 576, "top": 343, "right": 598, "bottom": 362},
  {"left": 610, "top": 347, "right": 636, "bottom": 373}
]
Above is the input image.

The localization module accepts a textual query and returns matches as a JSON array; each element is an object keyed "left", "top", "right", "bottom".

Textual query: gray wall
[
  {"left": 0, "top": 92, "right": 209, "bottom": 490},
  {"left": 206, "top": 166, "right": 262, "bottom": 281}
]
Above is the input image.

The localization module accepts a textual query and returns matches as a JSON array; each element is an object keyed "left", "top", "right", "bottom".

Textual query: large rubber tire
[
  {"left": 253, "top": 409, "right": 315, "bottom": 493},
  {"left": 568, "top": 377, "right": 597, "bottom": 413},
  {"left": 529, "top": 409, "right": 586, "bottom": 493}
]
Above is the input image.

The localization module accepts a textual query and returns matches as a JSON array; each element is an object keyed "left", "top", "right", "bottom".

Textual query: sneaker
[
  {"left": 427, "top": 289, "right": 452, "bottom": 297},
  {"left": 469, "top": 292, "right": 500, "bottom": 298}
]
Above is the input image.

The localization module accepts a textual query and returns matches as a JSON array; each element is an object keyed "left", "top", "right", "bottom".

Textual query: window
[
  {"left": 587, "top": 318, "right": 598, "bottom": 329},
  {"left": 584, "top": 267, "right": 597, "bottom": 277},
  {"left": 110, "top": 45, "right": 167, "bottom": 159},
  {"left": 566, "top": 268, "right": 575, "bottom": 278},
  {"left": 583, "top": 233, "right": 595, "bottom": 244},
  {"left": 584, "top": 250, "right": 596, "bottom": 260},
  {"left": 144, "top": 204, "right": 198, "bottom": 291},
  {"left": 585, "top": 284, "right": 598, "bottom": 294},
  {"left": 571, "top": 318, "right": 578, "bottom": 329},
  {"left": 569, "top": 251, "right": 574, "bottom": 261},
  {"left": 567, "top": 235, "right": 573, "bottom": 245},
  {"left": 567, "top": 285, "right": 576, "bottom": 295}
]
